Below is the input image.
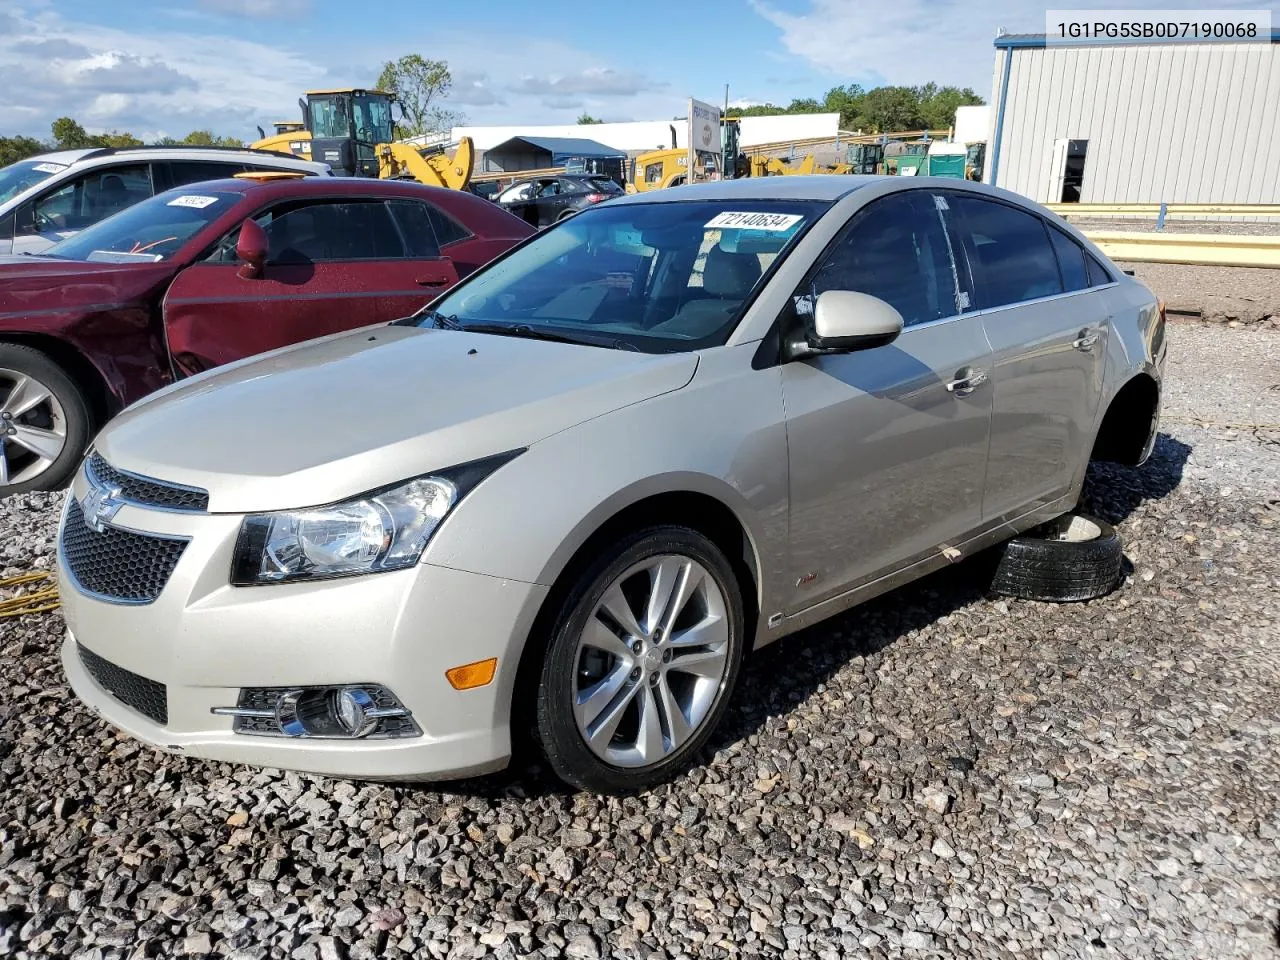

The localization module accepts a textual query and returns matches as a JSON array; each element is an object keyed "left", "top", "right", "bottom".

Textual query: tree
[
  {"left": 181, "top": 130, "right": 244, "bottom": 147},
  {"left": 0, "top": 136, "right": 45, "bottom": 166},
  {"left": 577, "top": 113, "right": 604, "bottom": 125},
  {"left": 785, "top": 97, "right": 822, "bottom": 114},
  {"left": 859, "top": 86, "right": 924, "bottom": 133},
  {"left": 50, "top": 117, "right": 143, "bottom": 150},
  {"left": 51, "top": 116, "right": 93, "bottom": 150},
  {"left": 917, "top": 85, "right": 984, "bottom": 130},
  {"left": 376, "top": 54, "right": 461, "bottom": 137}
]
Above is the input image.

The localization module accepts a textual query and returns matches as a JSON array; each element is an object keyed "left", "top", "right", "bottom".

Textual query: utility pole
[{"left": 723, "top": 83, "right": 730, "bottom": 179}]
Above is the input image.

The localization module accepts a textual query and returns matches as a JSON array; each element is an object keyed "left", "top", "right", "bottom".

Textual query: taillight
[{"left": 585, "top": 193, "right": 608, "bottom": 203}]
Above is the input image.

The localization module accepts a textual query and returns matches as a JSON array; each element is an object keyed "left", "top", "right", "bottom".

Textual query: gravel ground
[{"left": 1, "top": 322, "right": 1278, "bottom": 960}]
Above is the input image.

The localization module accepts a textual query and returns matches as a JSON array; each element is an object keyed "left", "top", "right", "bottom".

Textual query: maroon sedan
[{"left": 0, "top": 175, "right": 534, "bottom": 492}]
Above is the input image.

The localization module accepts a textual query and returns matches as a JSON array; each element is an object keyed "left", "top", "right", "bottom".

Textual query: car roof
[
  {"left": 172, "top": 177, "right": 492, "bottom": 204},
  {"left": 612, "top": 175, "right": 883, "bottom": 206},
  {"left": 22, "top": 145, "right": 324, "bottom": 170}
]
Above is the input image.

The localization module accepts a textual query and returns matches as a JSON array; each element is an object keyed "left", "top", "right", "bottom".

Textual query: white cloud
[
  {"left": 68, "top": 52, "right": 198, "bottom": 94},
  {"left": 197, "top": 0, "right": 312, "bottom": 19},
  {"left": 751, "top": 0, "right": 1259, "bottom": 95},
  {"left": 450, "top": 71, "right": 504, "bottom": 108},
  {"left": 512, "top": 67, "right": 665, "bottom": 98},
  {"left": 0, "top": 8, "right": 686, "bottom": 141},
  {"left": 0, "top": 5, "right": 319, "bottom": 140}
]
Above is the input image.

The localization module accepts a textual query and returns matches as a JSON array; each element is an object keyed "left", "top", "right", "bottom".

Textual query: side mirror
[
  {"left": 786, "top": 290, "right": 903, "bottom": 360},
  {"left": 235, "top": 218, "right": 268, "bottom": 280}
]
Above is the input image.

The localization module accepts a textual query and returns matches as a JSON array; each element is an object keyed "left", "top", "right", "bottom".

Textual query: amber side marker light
[{"left": 446, "top": 658, "right": 498, "bottom": 690}]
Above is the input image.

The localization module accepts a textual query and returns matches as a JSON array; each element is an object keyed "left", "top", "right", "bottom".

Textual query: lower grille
[
  {"left": 61, "top": 500, "right": 187, "bottom": 603},
  {"left": 77, "top": 643, "right": 168, "bottom": 726}
]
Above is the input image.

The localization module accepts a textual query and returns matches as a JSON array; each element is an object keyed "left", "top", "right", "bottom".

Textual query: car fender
[{"left": 421, "top": 343, "right": 790, "bottom": 619}]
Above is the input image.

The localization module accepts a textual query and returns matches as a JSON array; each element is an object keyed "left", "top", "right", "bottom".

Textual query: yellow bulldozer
[{"left": 251, "top": 89, "right": 474, "bottom": 191}]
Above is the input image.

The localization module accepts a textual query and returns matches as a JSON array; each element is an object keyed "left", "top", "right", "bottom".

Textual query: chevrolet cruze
[{"left": 57, "top": 176, "right": 1165, "bottom": 793}]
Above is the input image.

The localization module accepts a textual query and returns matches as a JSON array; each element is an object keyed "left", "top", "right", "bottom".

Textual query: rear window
[{"left": 588, "top": 178, "right": 624, "bottom": 195}]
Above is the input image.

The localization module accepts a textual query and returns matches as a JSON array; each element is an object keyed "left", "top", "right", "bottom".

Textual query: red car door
[{"left": 161, "top": 197, "right": 457, "bottom": 377}]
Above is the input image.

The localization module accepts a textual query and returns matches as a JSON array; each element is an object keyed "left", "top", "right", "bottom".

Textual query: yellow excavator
[{"left": 251, "top": 89, "right": 474, "bottom": 190}]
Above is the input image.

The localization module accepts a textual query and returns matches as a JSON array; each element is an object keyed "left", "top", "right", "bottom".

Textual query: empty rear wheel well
[
  {"left": 510, "top": 492, "right": 761, "bottom": 746},
  {"left": 1091, "top": 374, "right": 1159, "bottom": 466},
  {"left": 0, "top": 334, "right": 114, "bottom": 429}
]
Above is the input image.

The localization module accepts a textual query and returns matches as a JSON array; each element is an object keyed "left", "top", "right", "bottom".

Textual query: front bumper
[{"left": 57, "top": 483, "right": 548, "bottom": 781}]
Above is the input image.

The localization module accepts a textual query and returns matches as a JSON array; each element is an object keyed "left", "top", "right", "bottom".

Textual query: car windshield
[
  {"left": 418, "top": 199, "right": 827, "bottom": 352},
  {"left": 0, "top": 158, "right": 66, "bottom": 204},
  {"left": 45, "top": 189, "right": 241, "bottom": 263}
]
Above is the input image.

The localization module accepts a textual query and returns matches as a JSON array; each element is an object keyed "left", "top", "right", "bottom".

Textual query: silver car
[{"left": 56, "top": 176, "right": 1165, "bottom": 792}]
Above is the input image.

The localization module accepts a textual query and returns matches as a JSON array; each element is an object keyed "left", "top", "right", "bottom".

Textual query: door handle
[
  {"left": 945, "top": 368, "right": 988, "bottom": 396},
  {"left": 1072, "top": 328, "right": 1100, "bottom": 351},
  {"left": 416, "top": 276, "right": 449, "bottom": 287}
]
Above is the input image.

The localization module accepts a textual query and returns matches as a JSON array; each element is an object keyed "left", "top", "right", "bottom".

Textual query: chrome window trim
[
  {"left": 899, "top": 281, "right": 1120, "bottom": 334},
  {"left": 972, "top": 281, "right": 1119, "bottom": 318}
]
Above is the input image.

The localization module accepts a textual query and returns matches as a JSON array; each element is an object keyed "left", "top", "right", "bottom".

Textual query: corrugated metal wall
[{"left": 986, "top": 42, "right": 1280, "bottom": 203}]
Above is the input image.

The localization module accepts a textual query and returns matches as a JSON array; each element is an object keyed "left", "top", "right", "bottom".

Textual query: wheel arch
[
  {"left": 509, "top": 480, "right": 764, "bottom": 742},
  {"left": 0, "top": 332, "right": 116, "bottom": 429},
  {"left": 1091, "top": 371, "right": 1161, "bottom": 466}
]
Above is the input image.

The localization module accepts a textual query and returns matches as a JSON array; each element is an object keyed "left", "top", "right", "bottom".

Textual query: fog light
[{"left": 214, "top": 683, "right": 420, "bottom": 739}]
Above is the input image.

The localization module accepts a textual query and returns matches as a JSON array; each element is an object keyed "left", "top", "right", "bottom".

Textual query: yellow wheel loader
[{"left": 250, "top": 89, "right": 473, "bottom": 191}]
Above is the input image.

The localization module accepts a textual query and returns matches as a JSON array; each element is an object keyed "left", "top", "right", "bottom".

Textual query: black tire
[
  {"left": 990, "top": 513, "right": 1123, "bottom": 602},
  {"left": 0, "top": 343, "right": 91, "bottom": 495},
  {"left": 535, "top": 525, "right": 745, "bottom": 794}
]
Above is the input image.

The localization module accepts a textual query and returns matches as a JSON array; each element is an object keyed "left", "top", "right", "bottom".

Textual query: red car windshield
[{"left": 45, "top": 189, "right": 242, "bottom": 263}]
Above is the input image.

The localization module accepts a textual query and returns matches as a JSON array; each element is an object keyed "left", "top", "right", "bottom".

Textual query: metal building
[{"left": 985, "top": 31, "right": 1280, "bottom": 204}]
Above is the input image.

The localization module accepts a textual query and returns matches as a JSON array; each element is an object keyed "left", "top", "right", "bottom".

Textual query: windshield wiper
[
  {"left": 394, "top": 307, "right": 462, "bottom": 330},
  {"left": 460, "top": 321, "right": 638, "bottom": 351}
]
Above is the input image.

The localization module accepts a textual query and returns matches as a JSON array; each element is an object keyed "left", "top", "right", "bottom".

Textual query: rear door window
[
  {"left": 387, "top": 200, "right": 443, "bottom": 257},
  {"left": 950, "top": 195, "right": 1063, "bottom": 308},
  {"left": 1085, "top": 250, "right": 1113, "bottom": 286},
  {"left": 809, "top": 191, "right": 959, "bottom": 327},
  {"left": 159, "top": 161, "right": 247, "bottom": 190},
  {"left": 1048, "top": 226, "right": 1089, "bottom": 292}
]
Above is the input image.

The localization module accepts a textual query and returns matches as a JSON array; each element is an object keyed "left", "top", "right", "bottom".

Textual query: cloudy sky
[{"left": 0, "top": 0, "right": 1261, "bottom": 142}]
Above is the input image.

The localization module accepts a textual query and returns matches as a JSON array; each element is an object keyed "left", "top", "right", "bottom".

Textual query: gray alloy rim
[
  {"left": 0, "top": 368, "right": 68, "bottom": 487},
  {"left": 572, "top": 554, "right": 731, "bottom": 768}
]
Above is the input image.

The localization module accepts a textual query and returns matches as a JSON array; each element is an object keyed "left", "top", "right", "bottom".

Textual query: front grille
[
  {"left": 87, "top": 454, "right": 209, "bottom": 512},
  {"left": 61, "top": 500, "right": 187, "bottom": 603},
  {"left": 77, "top": 643, "right": 168, "bottom": 726}
]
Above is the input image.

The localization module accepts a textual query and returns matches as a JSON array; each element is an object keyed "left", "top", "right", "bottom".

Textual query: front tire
[
  {"left": 0, "top": 344, "right": 90, "bottom": 494},
  {"left": 535, "top": 526, "right": 745, "bottom": 793}
]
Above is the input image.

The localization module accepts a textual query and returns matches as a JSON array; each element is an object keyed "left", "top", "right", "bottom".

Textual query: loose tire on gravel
[
  {"left": 990, "top": 513, "right": 1123, "bottom": 602},
  {"left": 0, "top": 343, "right": 91, "bottom": 494},
  {"left": 535, "top": 525, "right": 745, "bottom": 794}
]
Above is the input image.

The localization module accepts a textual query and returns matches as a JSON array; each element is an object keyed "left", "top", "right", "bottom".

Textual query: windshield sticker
[
  {"left": 704, "top": 212, "right": 803, "bottom": 232},
  {"left": 31, "top": 163, "right": 67, "bottom": 174},
  {"left": 167, "top": 195, "right": 220, "bottom": 209},
  {"left": 86, "top": 251, "right": 165, "bottom": 264}
]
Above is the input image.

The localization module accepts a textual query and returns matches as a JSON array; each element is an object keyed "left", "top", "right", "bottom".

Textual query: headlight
[{"left": 231, "top": 452, "right": 522, "bottom": 586}]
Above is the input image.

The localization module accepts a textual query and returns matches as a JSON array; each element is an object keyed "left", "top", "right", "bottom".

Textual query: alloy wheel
[
  {"left": 571, "top": 554, "right": 731, "bottom": 768},
  {"left": 0, "top": 368, "right": 68, "bottom": 487}
]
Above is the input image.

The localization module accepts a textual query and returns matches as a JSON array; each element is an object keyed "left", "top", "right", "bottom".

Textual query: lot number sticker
[
  {"left": 167, "top": 195, "right": 220, "bottom": 209},
  {"left": 704, "top": 212, "right": 803, "bottom": 231},
  {"left": 32, "top": 162, "right": 68, "bottom": 174}
]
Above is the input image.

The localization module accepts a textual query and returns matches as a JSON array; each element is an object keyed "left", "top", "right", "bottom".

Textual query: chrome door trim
[{"left": 756, "top": 491, "right": 1076, "bottom": 646}]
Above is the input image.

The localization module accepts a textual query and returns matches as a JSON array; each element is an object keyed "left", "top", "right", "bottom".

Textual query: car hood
[
  {"left": 97, "top": 324, "right": 698, "bottom": 514},
  {"left": 0, "top": 256, "right": 174, "bottom": 315}
]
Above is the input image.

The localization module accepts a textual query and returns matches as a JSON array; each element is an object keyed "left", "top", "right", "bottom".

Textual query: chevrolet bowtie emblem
[{"left": 81, "top": 479, "right": 124, "bottom": 533}]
